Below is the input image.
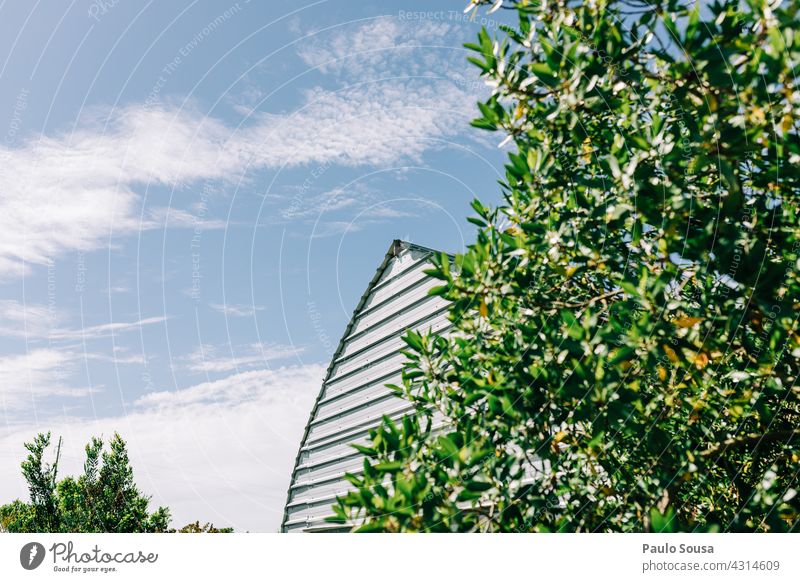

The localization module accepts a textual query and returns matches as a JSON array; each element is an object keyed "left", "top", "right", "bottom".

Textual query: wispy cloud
[
  {"left": 182, "top": 342, "right": 305, "bottom": 375},
  {"left": 145, "top": 206, "right": 228, "bottom": 231},
  {"left": 280, "top": 186, "right": 362, "bottom": 220},
  {"left": 279, "top": 181, "right": 425, "bottom": 239},
  {"left": 0, "top": 17, "right": 480, "bottom": 278},
  {"left": 0, "top": 106, "right": 233, "bottom": 279},
  {"left": 48, "top": 316, "right": 168, "bottom": 342},
  {"left": 137, "top": 364, "right": 308, "bottom": 408},
  {"left": 84, "top": 346, "right": 148, "bottom": 366},
  {"left": 0, "top": 301, "right": 165, "bottom": 344},
  {"left": 0, "top": 349, "right": 94, "bottom": 410},
  {"left": 297, "top": 16, "right": 461, "bottom": 77},
  {"left": 209, "top": 303, "right": 264, "bottom": 317},
  {"left": 0, "top": 300, "right": 57, "bottom": 339}
]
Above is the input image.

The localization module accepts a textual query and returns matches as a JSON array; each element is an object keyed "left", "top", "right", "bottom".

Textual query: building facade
[{"left": 281, "top": 240, "right": 449, "bottom": 532}]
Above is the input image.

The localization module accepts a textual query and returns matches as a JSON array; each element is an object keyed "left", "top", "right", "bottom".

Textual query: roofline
[
  {"left": 391, "top": 239, "right": 449, "bottom": 257},
  {"left": 279, "top": 239, "right": 444, "bottom": 532}
]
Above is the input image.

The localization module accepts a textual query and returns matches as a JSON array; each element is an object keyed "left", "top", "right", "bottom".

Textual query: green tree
[
  {"left": 334, "top": 0, "right": 800, "bottom": 532},
  {"left": 176, "top": 521, "right": 234, "bottom": 533},
  {"left": 1, "top": 432, "right": 231, "bottom": 533}
]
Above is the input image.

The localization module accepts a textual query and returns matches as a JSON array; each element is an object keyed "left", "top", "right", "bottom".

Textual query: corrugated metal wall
[{"left": 281, "top": 240, "right": 449, "bottom": 532}]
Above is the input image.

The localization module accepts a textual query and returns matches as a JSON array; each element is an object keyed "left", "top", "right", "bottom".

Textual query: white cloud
[
  {"left": 281, "top": 186, "right": 361, "bottom": 221},
  {"left": 84, "top": 347, "right": 147, "bottom": 366},
  {"left": 281, "top": 180, "right": 381, "bottom": 223},
  {"left": 0, "top": 18, "right": 480, "bottom": 278},
  {"left": 0, "top": 299, "right": 57, "bottom": 339},
  {"left": 362, "top": 205, "right": 417, "bottom": 219},
  {"left": 297, "top": 16, "right": 459, "bottom": 76},
  {"left": 243, "top": 81, "right": 473, "bottom": 166},
  {"left": 0, "top": 107, "right": 235, "bottom": 278},
  {"left": 0, "top": 302, "right": 165, "bottom": 348},
  {"left": 208, "top": 303, "right": 264, "bottom": 317},
  {"left": 182, "top": 342, "right": 305, "bottom": 375},
  {"left": 137, "top": 364, "right": 304, "bottom": 408},
  {"left": 145, "top": 206, "right": 227, "bottom": 231},
  {"left": 48, "top": 315, "right": 168, "bottom": 342},
  {"left": 308, "top": 220, "right": 366, "bottom": 239},
  {"left": 0, "top": 363, "right": 325, "bottom": 532},
  {"left": 0, "top": 306, "right": 154, "bottom": 410},
  {"left": 0, "top": 349, "right": 94, "bottom": 410}
]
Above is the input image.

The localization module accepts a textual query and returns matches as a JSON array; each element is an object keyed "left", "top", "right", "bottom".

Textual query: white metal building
[{"left": 281, "top": 240, "right": 449, "bottom": 532}]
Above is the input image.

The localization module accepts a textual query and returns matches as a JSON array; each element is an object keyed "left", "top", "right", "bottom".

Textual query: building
[{"left": 281, "top": 240, "right": 450, "bottom": 532}]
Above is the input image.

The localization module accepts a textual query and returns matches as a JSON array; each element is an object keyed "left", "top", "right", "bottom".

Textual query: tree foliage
[
  {"left": 176, "top": 520, "right": 235, "bottom": 533},
  {"left": 0, "top": 432, "right": 231, "bottom": 533},
  {"left": 333, "top": 0, "right": 800, "bottom": 532}
]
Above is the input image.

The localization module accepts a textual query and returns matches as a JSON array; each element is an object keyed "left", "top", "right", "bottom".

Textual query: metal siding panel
[
  {"left": 281, "top": 241, "right": 448, "bottom": 532},
  {"left": 286, "top": 412, "right": 451, "bottom": 521},
  {"left": 337, "top": 296, "right": 449, "bottom": 359},
  {"left": 293, "top": 454, "right": 363, "bottom": 483},
  {"left": 352, "top": 273, "right": 436, "bottom": 333},
  {"left": 369, "top": 247, "right": 428, "bottom": 289},
  {"left": 306, "top": 400, "right": 413, "bottom": 443},
  {"left": 330, "top": 314, "right": 450, "bottom": 378},
  {"left": 359, "top": 263, "right": 434, "bottom": 315},
  {"left": 289, "top": 478, "right": 354, "bottom": 505},
  {"left": 313, "top": 392, "right": 399, "bottom": 431},
  {"left": 314, "top": 376, "right": 401, "bottom": 420},
  {"left": 323, "top": 353, "right": 408, "bottom": 397}
]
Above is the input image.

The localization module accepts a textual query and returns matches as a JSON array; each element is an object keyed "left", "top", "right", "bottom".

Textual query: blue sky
[{"left": 0, "top": 0, "right": 511, "bottom": 531}]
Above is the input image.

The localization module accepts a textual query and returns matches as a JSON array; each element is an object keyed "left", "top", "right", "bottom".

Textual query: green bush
[{"left": 333, "top": 0, "right": 800, "bottom": 532}]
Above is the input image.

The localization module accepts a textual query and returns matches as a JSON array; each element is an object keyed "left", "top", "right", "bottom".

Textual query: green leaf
[
  {"left": 650, "top": 507, "right": 676, "bottom": 533},
  {"left": 437, "top": 435, "right": 459, "bottom": 458},
  {"left": 351, "top": 444, "right": 377, "bottom": 456},
  {"left": 529, "top": 62, "right": 558, "bottom": 87},
  {"left": 374, "top": 461, "right": 404, "bottom": 473},
  {"left": 456, "top": 489, "right": 484, "bottom": 502},
  {"left": 402, "top": 332, "right": 423, "bottom": 351},
  {"left": 465, "top": 479, "right": 493, "bottom": 492}
]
